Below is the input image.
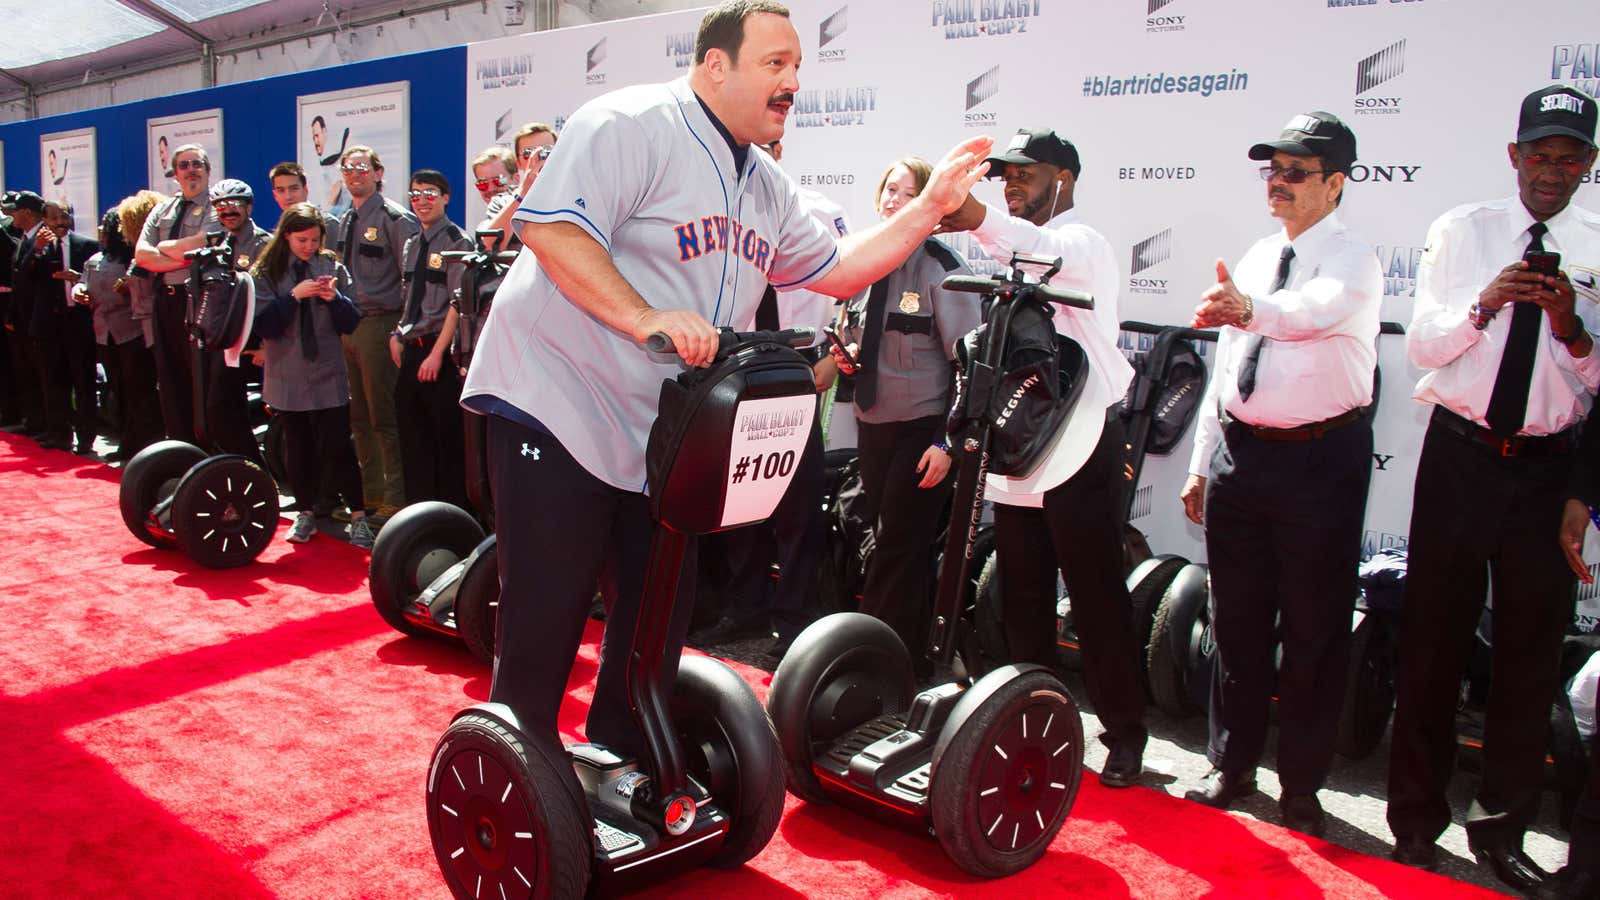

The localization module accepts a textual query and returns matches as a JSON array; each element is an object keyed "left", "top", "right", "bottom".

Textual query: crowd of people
[{"left": 0, "top": 1, "right": 1597, "bottom": 895}]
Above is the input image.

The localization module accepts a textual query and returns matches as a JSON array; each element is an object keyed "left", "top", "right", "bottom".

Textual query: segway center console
[
  {"left": 427, "top": 327, "right": 816, "bottom": 897},
  {"left": 119, "top": 237, "right": 279, "bottom": 568},
  {"left": 370, "top": 231, "right": 516, "bottom": 664},
  {"left": 767, "top": 255, "right": 1089, "bottom": 878}
]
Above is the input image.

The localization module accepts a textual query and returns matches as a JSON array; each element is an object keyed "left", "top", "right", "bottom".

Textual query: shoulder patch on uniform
[
  {"left": 923, "top": 239, "right": 963, "bottom": 272},
  {"left": 383, "top": 204, "right": 405, "bottom": 221},
  {"left": 444, "top": 224, "right": 466, "bottom": 243}
]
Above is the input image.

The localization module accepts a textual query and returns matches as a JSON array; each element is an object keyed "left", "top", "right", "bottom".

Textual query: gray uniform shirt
[
  {"left": 227, "top": 223, "right": 272, "bottom": 273},
  {"left": 462, "top": 76, "right": 841, "bottom": 491},
  {"left": 82, "top": 253, "right": 142, "bottom": 346},
  {"left": 398, "top": 219, "right": 471, "bottom": 338},
  {"left": 138, "top": 193, "right": 219, "bottom": 286},
  {"left": 333, "top": 192, "right": 419, "bottom": 315},
  {"left": 843, "top": 239, "right": 979, "bottom": 425},
  {"left": 257, "top": 254, "right": 358, "bottom": 412}
]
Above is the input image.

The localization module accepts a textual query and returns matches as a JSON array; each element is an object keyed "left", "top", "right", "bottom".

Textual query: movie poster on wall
[
  {"left": 296, "top": 81, "right": 409, "bottom": 222},
  {"left": 147, "top": 109, "right": 225, "bottom": 193},
  {"left": 38, "top": 128, "right": 96, "bottom": 239}
]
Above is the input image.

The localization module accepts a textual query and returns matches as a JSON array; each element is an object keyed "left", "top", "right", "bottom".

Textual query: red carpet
[{"left": 0, "top": 433, "right": 1503, "bottom": 899}]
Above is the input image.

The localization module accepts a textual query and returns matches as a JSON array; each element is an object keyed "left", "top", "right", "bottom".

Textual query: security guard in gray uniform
[
  {"left": 209, "top": 179, "right": 271, "bottom": 271},
  {"left": 833, "top": 156, "right": 983, "bottom": 671},
  {"left": 333, "top": 144, "right": 420, "bottom": 518},
  {"left": 391, "top": 169, "right": 472, "bottom": 508}
]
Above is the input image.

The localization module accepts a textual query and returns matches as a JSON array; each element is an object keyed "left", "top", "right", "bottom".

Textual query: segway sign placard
[{"left": 722, "top": 395, "right": 815, "bottom": 527}]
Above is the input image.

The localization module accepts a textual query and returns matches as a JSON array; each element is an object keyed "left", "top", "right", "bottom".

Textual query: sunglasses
[
  {"left": 408, "top": 189, "right": 443, "bottom": 200},
  {"left": 212, "top": 199, "right": 247, "bottom": 212},
  {"left": 175, "top": 159, "right": 206, "bottom": 172},
  {"left": 340, "top": 163, "right": 373, "bottom": 174},
  {"left": 1259, "top": 165, "right": 1328, "bottom": 184},
  {"left": 1520, "top": 152, "right": 1593, "bottom": 176},
  {"left": 473, "top": 177, "right": 507, "bottom": 192},
  {"left": 519, "top": 145, "right": 554, "bottom": 161}
]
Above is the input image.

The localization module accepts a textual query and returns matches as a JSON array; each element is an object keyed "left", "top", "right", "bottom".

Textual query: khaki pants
[{"left": 342, "top": 311, "right": 405, "bottom": 509}]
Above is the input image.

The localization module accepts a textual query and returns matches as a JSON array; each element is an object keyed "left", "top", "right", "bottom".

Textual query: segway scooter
[
  {"left": 370, "top": 231, "right": 514, "bottom": 663},
  {"left": 118, "top": 236, "right": 279, "bottom": 568},
  {"left": 427, "top": 327, "right": 815, "bottom": 898},
  {"left": 767, "top": 255, "right": 1088, "bottom": 878},
  {"left": 1145, "top": 321, "right": 1406, "bottom": 761}
]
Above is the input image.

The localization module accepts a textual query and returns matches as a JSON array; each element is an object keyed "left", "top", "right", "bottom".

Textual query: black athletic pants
[
  {"left": 1203, "top": 414, "right": 1372, "bottom": 793},
  {"left": 1387, "top": 417, "right": 1576, "bottom": 847},
  {"left": 394, "top": 337, "right": 468, "bottom": 508},
  {"left": 151, "top": 285, "right": 256, "bottom": 458},
  {"left": 995, "top": 413, "right": 1147, "bottom": 751},
  {"left": 487, "top": 415, "right": 697, "bottom": 760},
  {"left": 28, "top": 334, "right": 72, "bottom": 443},
  {"left": 280, "top": 405, "right": 364, "bottom": 515},
  {"left": 856, "top": 414, "right": 953, "bottom": 666},
  {"left": 1572, "top": 677, "right": 1600, "bottom": 874}
]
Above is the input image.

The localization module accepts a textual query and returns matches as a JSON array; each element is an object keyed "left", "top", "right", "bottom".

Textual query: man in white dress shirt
[
  {"left": 1387, "top": 85, "right": 1599, "bottom": 891},
  {"left": 1177, "top": 112, "right": 1381, "bottom": 838}
]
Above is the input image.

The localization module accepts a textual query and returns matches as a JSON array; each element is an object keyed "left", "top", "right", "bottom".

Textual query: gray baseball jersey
[{"left": 462, "top": 76, "right": 841, "bottom": 491}]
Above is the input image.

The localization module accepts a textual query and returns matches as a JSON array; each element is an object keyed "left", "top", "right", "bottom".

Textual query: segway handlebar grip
[
  {"left": 1032, "top": 282, "right": 1094, "bottom": 310},
  {"left": 646, "top": 327, "right": 815, "bottom": 355},
  {"left": 941, "top": 275, "right": 1093, "bottom": 310}
]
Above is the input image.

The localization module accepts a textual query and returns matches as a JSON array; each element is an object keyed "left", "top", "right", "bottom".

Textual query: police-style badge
[
  {"left": 899, "top": 291, "right": 921, "bottom": 313},
  {"left": 236, "top": 255, "right": 251, "bottom": 270},
  {"left": 428, "top": 252, "right": 444, "bottom": 270},
  {"left": 364, "top": 226, "right": 379, "bottom": 242}
]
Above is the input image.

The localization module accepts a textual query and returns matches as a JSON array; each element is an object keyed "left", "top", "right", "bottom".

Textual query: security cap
[
  {"left": 1518, "top": 84, "right": 1597, "bottom": 148},
  {"left": 1249, "top": 112, "right": 1358, "bottom": 173},
  {"left": 986, "top": 128, "right": 1081, "bottom": 178}
]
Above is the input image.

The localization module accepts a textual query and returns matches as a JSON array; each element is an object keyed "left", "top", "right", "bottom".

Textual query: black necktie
[
  {"left": 404, "top": 232, "right": 431, "bottom": 333},
  {"left": 851, "top": 276, "right": 891, "bottom": 411},
  {"left": 167, "top": 198, "right": 191, "bottom": 241},
  {"left": 1237, "top": 244, "right": 1294, "bottom": 401},
  {"left": 342, "top": 210, "right": 359, "bottom": 271},
  {"left": 294, "top": 259, "right": 318, "bottom": 360},
  {"left": 1484, "top": 222, "right": 1549, "bottom": 436}
]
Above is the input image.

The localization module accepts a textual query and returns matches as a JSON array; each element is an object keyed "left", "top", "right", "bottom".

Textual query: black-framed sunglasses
[
  {"left": 1259, "top": 165, "right": 1328, "bottom": 184},
  {"left": 211, "top": 199, "right": 247, "bottom": 212}
]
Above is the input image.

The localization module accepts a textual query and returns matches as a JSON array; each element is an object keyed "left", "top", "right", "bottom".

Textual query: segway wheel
[
  {"left": 118, "top": 440, "right": 207, "bottom": 549},
  {"left": 672, "top": 654, "right": 786, "bottom": 868},
  {"left": 964, "top": 551, "right": 1008, "bottom": 680},
  {"left": 930, "top": 666, "right": 1083, "bottom": 878},
  {"left": 767, "top": 612, "right": 916, "bottom": 804},
  {"left": 169, "top": 454, "right": 280, "bottom": 568},
  {"left": 1147, "top": 563, "right": 1210, "bottom": 717},
  {"left": 1335, "top": 610, "right": 1397, "bottom": 759},
  {"left": 456, "top": 536, "right": 500, "bottom": 666},
  {"left": 369, "top": 501, "right": 485, "bottom": 639},
  {"left": 428, "top": 712, "right": 592, "bottom": 900},
  {"left": 1125, "top": 555, "right": 1188, "bottom": 679}
]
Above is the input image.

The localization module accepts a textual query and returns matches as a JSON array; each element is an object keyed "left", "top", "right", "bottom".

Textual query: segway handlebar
[
  {"left": 646, "top": 327, "right": 815, "bottom": 355},
  {"left": 438, "top": 249, "right": 520, "bottom": 265},
  {"left": 941, "top": 274, "right": 1093, "bottom": 310}
]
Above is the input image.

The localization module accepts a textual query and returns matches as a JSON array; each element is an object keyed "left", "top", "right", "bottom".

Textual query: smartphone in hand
[{"left": 1524, "top": 249, "right": 1562, "bottom": 276}]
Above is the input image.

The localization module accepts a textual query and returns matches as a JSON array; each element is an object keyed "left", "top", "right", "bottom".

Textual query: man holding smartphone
[{"left": 1389, "top": 84, "right": 1600, "bottom": 891}]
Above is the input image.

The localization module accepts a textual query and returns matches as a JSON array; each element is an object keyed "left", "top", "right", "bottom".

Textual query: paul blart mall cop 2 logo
[
  {"left": 930, "top": 0, "right": 1041, "bottom": 40},
  {"left": 1551, "top": 41, "right": 1599, "bottom": 98}
]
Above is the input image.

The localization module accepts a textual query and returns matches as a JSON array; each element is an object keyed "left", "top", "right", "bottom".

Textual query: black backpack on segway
[
  {"left": 426, "top": 327, "right": 817, "bottom": 898},
  {"left": 117, "top": 235, "right": 280, "bottom": 568},
  {"left": 767, "top": 255, "right": 1089, "bottom": 878},
  {"left": 367, "top": 231, "right": 519, "bottom": 665}
]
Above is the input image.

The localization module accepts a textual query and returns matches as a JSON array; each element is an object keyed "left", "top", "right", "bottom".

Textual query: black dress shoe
[
  {"left": 1099, "top": 738, "right": 1146, "bottom": 788},
  {"left": 1184, "top": 767, "right": 1257, "bottom": 809},
  {"left": 1471, "top": 843, "right": 1551, "bottom": 892},
  {"left": 1390, "top": 836, "right": 1438, "bottom": 871},
  {"left": 38, "top": 435, "right": 72, "bottom": 451},
  {"left": 692, "top": 614, "right": 769, "bottom": 645},
  {"left": 1535, "top": 865, "right": 1600, "bottom": 900},
  {"left": 1279, "top": 793, "right": 1326, "bottom": 838}
]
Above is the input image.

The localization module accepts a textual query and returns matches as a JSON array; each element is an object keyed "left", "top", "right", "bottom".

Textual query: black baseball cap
[
  {"left": 986, "top": 128, "right": 1081, "bottom": 178},
  {"left": 0, "top": 191, "right": 16, "bottom": 211},
  {"left": 1518, "top": 84, "right": 1597, "bottom": 148},
  {"left": 10, "top": 191, "right": 45, "bottom": 214},
  {"left": 1248, "top": 112, "right": 1358, "bottom": 173}
]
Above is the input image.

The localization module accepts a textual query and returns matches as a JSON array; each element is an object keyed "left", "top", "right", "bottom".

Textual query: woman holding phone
[{"left": 251, "top": 202, "right": 374, "bottom": 548}]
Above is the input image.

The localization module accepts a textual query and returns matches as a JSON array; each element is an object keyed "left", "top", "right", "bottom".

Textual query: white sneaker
[
  {"left": 286, "top": 511, "right": 317, "bottom": 543},
  {"left": 347, "top": 517, "right": 375, "bottom": 550}
]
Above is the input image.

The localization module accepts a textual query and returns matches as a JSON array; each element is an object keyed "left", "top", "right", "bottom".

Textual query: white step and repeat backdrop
[{"left": 464, "top": 0, "right": 1600, "bottom": 591}]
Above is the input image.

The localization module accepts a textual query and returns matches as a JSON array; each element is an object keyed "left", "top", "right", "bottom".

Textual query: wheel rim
[
  {"left": 807, "top": 659, "right": 907, "bottom": 755},
  {"left": 187, "top": 467, "right": 276, "bottom": 556},
  {"left": 435, "top": 748, "right": 542, "bottom": 899},
  {"left": 974, "top": 695, "right": 1078, "bottom": 855},
  {"left": 413, "top": 547, "right": 467, "bottom": 595}
]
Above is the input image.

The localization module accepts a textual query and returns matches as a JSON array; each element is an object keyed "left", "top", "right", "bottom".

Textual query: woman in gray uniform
[
  {"left": 834, "top": 157, "right": 983, "bottom": 672},
  {"left": 76, "top": 204, "right": 161, "bottom": 461},
  {"left": 250, "top": 203, "right": 373, "bottom": 548}
]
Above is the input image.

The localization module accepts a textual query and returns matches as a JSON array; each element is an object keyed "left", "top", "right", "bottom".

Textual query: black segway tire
[
  {"left": 965, "top": 550, "right": 1008, "bottom": 680},
  {"left": 1147, "top": 563, "right": 1209, "bottom": 717},
  {"left": 427, "top": 712, "right": 592, "bottom": 900},
  {"left": 170, "top": 454, "right": 280, "bottom": 568},
  {"left": 119, "top": 440, "right": 207, "bottom": 549},
  {"left": 1335, "top": 610, "right": 1397, "bottom": 760},
  {"left": 672, "top": 654, "right": 786, "bottom": 868},
  {"left": 456, "top": 535, "right": 500, "bottom": 666},
  {"left": 1126, "top": 555, "right": 1188, "bottom": 679},
  {"left": 369, "top": 501, "right": 485, "bottom": 639},
  {"left": 767, "top": 612, "right": 917, "bottom": 805},
  {"left": 929, "top": 665, "right": 1083, "bottom": 878}
]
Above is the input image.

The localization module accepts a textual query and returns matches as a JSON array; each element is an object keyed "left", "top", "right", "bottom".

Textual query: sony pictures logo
[
  {"left": 1550, "top": 42, "right": 1599, "bottom": 98},
  {"left": 964, "top": 66, "right": 1000, "bottom": 127},
  {"left": 818, "top": 6, "right": 848, "bottom": 62},
  {"left": 586, "top": 38, "right": 608, "bottom": 85},
  {"left": 1128, "top": 228, "right": 1172, "bottom": 294},
  {"left": 1353, "top": 38, "right": 1405, "bottom": 116},
  {"left": 666, "top": 31, "right": 695, "bottom": 69},
  {"left": 932, "top": 0, "right": 1041, "bottom": 41},
  {"left": 1146, "top": 0, "right": 1185, "bottom": 33}
]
